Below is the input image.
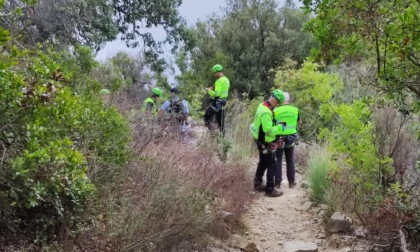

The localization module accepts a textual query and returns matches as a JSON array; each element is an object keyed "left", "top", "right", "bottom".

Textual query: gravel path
[{"left": 241, "top": 167, "right": 329, "bottom": 252}]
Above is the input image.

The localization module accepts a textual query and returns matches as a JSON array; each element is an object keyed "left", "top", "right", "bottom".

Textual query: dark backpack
[{"left": 169, "top": 98, "right": 183, "bottom": 115}]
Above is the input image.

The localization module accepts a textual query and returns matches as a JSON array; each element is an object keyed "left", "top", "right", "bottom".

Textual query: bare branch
[
  {"left": 408, "top": 54, "right": 420, "bottom": 67},
  {"left": 407, "top": 85, "right": 420, "bottom": 98},
  {"left": 399, "top": 229, "right": 409, "bottom": 252},
  {"left": 0, "top": 142, "right": 6, "bottom": 169}
]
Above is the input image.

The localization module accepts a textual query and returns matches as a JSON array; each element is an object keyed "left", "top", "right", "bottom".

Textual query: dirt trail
[
  {"left": 186, "top": 124, "right": 367, "bottom": 252},
  {"left": 241, "top": 166, "right": 328, "bottom": 251},
  {"left": 187, "top": 124, "right": 338, "bottom": 252}
]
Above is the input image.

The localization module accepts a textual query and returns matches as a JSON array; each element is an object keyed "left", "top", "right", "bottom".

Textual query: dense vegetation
[
  {"left": 0, "top": 0, "right": 253, "bottom": 250},
  {"left": 176, "top": 0, "right": 317, "bottom": 104},
  {"left": 176, "top": 0, "right": 419, "bottom": 250},
  {"left": 0, "top": 14, "right": 131, "bottom": 244},
  {"left": 0, "top": 0, "right": 419, "bottom": 251}
]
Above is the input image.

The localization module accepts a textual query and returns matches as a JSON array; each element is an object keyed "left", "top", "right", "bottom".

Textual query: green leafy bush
[
  {"left": 10, "top": 139, "right": 92, "bottom": 209},
  {"left": 0, "top": 26, "right": 129, "bottom": 241},
  {"left": 320, "top": 101, "right": 393, "bottom": 205},
  {"left": 275, "top": 60, "right": 343, "bottom": 140}
]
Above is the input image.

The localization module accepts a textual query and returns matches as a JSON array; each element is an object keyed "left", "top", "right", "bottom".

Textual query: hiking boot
[
  {"left": 289, "top": 181, "right": 297, "bottom": 188},
  {"left": 275, "top": 182, "right": 281, "bottom": 189},
  {"left": 265, "top": 189, "right": 284, "bottom": 197},
  {"left": 254, "top": 183, "right": 266, "bottom": 192}
]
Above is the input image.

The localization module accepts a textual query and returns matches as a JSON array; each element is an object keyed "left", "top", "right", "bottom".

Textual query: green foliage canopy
[
  {"left": 275, "top": 60, "right": 343, "bottom": 140},
  {"left": 0, "top": 23, "right": 129, "bottom": 238},
  {"left": 303, "top": 0, "right": 420, "bottom": 111},
  {"left": 2, "top": 0, "right": 195, "bottom": 71},
  {"left": 177, "top": 0, "right": 316, "bottom": 101}
]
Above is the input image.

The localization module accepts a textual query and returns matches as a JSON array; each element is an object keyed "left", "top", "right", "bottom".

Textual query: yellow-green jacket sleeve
[{"left": 261, "top": 112, "right": 283, "bottom": 136}]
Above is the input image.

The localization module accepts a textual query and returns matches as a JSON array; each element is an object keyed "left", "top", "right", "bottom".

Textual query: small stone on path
[{"left": 280, "top": 241, "right": 318, "bottom": 252}]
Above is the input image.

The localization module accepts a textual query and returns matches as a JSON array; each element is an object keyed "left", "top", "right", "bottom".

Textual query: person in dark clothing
[
  {"left": 250, "top": 89, "right": 285, "bottom": 197},
  {"left": 158, "top": 87, "right": 189, "bottom": 135},
  {"left": 273, "top": 92, "right": 302, "bottom": 189},
  {"left": 204, "top": 64, "right": 230, "bottom": 135},
  {"left": 142, "top": 87, "right": 163, "bottom": 116}
]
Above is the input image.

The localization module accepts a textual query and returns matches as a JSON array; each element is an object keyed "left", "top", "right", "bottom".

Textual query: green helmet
[
  {"left": 152, "top": 87, "right": 163, "bottom": 97},
  {"left": 100, "top": 89, "right": 110, "bottom": 95},
  {"left": 272, "top": 89, "right": 285, "bottom": 104},
  {"left": 212, "top": 64, "right": 223, "bottom": 74}
]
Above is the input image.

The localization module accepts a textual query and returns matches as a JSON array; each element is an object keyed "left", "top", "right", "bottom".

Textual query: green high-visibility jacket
[
  {"left": 250, "top": 102, "right": 284, "bottom": 143},
  {"left": 142, "top": 97, "right": 157, "bottom": 115},
  {"left": 274, "top": 104, "right": 299, "bottom": 135},
  {"left": 208, "top": 76, "right": 230, "bottom": 99}
]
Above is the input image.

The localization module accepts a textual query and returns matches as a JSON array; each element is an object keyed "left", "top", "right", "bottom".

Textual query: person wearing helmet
[
  {"left": 249, "top": 89, "right": 285, "bottom": 197},
  {"left": 142, "top": 87, "right": 162, "bottom": 115},
  {"left": 158, "top": 87, "right": 190, "bottom": 134},
  {"left": 273, "top": 92, "right": 302, "bottom": 189},
  {"left": 204, "top": 64, "right": 230, "bottom": 135}
]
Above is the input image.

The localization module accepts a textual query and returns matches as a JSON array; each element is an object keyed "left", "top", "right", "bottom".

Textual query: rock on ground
[{"left": 280, "top": 241, "right": 318, "bottom": 252}]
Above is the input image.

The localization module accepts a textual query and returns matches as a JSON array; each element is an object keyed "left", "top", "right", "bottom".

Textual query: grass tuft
[{"left": 306, "top": 145, "right": 333, "bottom": 203}]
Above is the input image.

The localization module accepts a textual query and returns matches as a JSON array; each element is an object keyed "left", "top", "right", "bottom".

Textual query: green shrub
[
  {"left": 0, "top": 28, "right": 129, "bottom": 241},
  {"left": 9, "top": 138, "right": 94, "bottom": 239},
  {"left": 306, "top": 145, "right": 333, "bottom": 203},
  {"left": 319, "top": 101, "right": 393, "bottom": 209},
  {"left": 275, "top": 60, "right": 343, "bottom": 141}
]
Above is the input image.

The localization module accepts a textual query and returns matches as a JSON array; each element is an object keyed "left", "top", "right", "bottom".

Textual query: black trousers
[
  {"left": 275, "top": 146, "right": 295, "bottom": 184},
  {"left": 254, "top": 151, "right": 276, "bottom": 193},
  {"left": 204, "top": 100, "right": 225, "bottom": 135}
]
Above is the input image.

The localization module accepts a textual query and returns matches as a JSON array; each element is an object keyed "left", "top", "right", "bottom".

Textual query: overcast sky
[{"left": 95, "top": 0, "right": 227, "bottom": 61}]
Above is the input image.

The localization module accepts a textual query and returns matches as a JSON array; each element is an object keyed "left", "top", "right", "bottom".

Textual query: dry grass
[
  {"left": 294, "top": 142, "right": 310, "bottom": 173},
  {"left": 371, "top": 107, "right": 420, "bottom": 250},
  {"left": 95, "top": 137, "right": 251, "bottom": 251},
  {"left": 74, "top": 92, "right": 253, "bottom": 251},
  {"left": 361, "top": 197, "right": 420, "bottom": 252},
  {"left": 223, "top": 98, "right": 261, "bottom": 163},
  {"left": 322, "top": 175, "right": 356, "bottom": 224},
  {"left": 373, "top": 106, "right": 419, "bottom": 188}
]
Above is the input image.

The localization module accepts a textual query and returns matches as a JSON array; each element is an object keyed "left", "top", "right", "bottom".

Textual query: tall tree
[
  {"left": 177, "top": 0, "right": 316, "bottom": 100},
  {"left": 303, "top": 0, "right": 420, "bottom": 111},
  {"left": 1, "top": 0, "right": 194, "bottom": 68}
]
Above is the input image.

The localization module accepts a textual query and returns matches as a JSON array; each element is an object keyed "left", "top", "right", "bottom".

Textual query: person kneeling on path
[
  {"left": 250, "top": 89, "right": 285, "bottom": 197},
  {"left": 158, "top": 87, "right": 189, "bottom": 134},
  {"left": 142, "top": 87, "right": 163, "bottom": 116},
  {"left": 204, "top": 64, "right": 230, "bottom": 136},
  {"left": 274, "top": 92, "right": 302, "bottom": 189}
]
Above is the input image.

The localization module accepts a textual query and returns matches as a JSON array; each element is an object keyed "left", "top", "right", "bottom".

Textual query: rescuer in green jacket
[
  {"left": 142, "top": 88, "right": 163, "bottom": 116},
  {"left": 249, "top": 89, "right": 285, "bottom": 197},
  {"left": 273, "top": 92, "right": 301, "bottom": 189},
  {"left": 204, "top": 64, "right": 230, "bottom": 136}
]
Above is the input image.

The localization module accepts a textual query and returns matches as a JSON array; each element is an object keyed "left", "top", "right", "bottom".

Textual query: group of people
[
  {"left": 250, "top": 89, "right": 301, "bottom": 197},
  {"left": 100, "top": 65, "right": 300, "bottom": 198},
  {"left": 141, "top": 64, "right": 230, "bottom": 136},
  {"left": 144, "top": 87, "right": 189, "bottom": 121}
]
